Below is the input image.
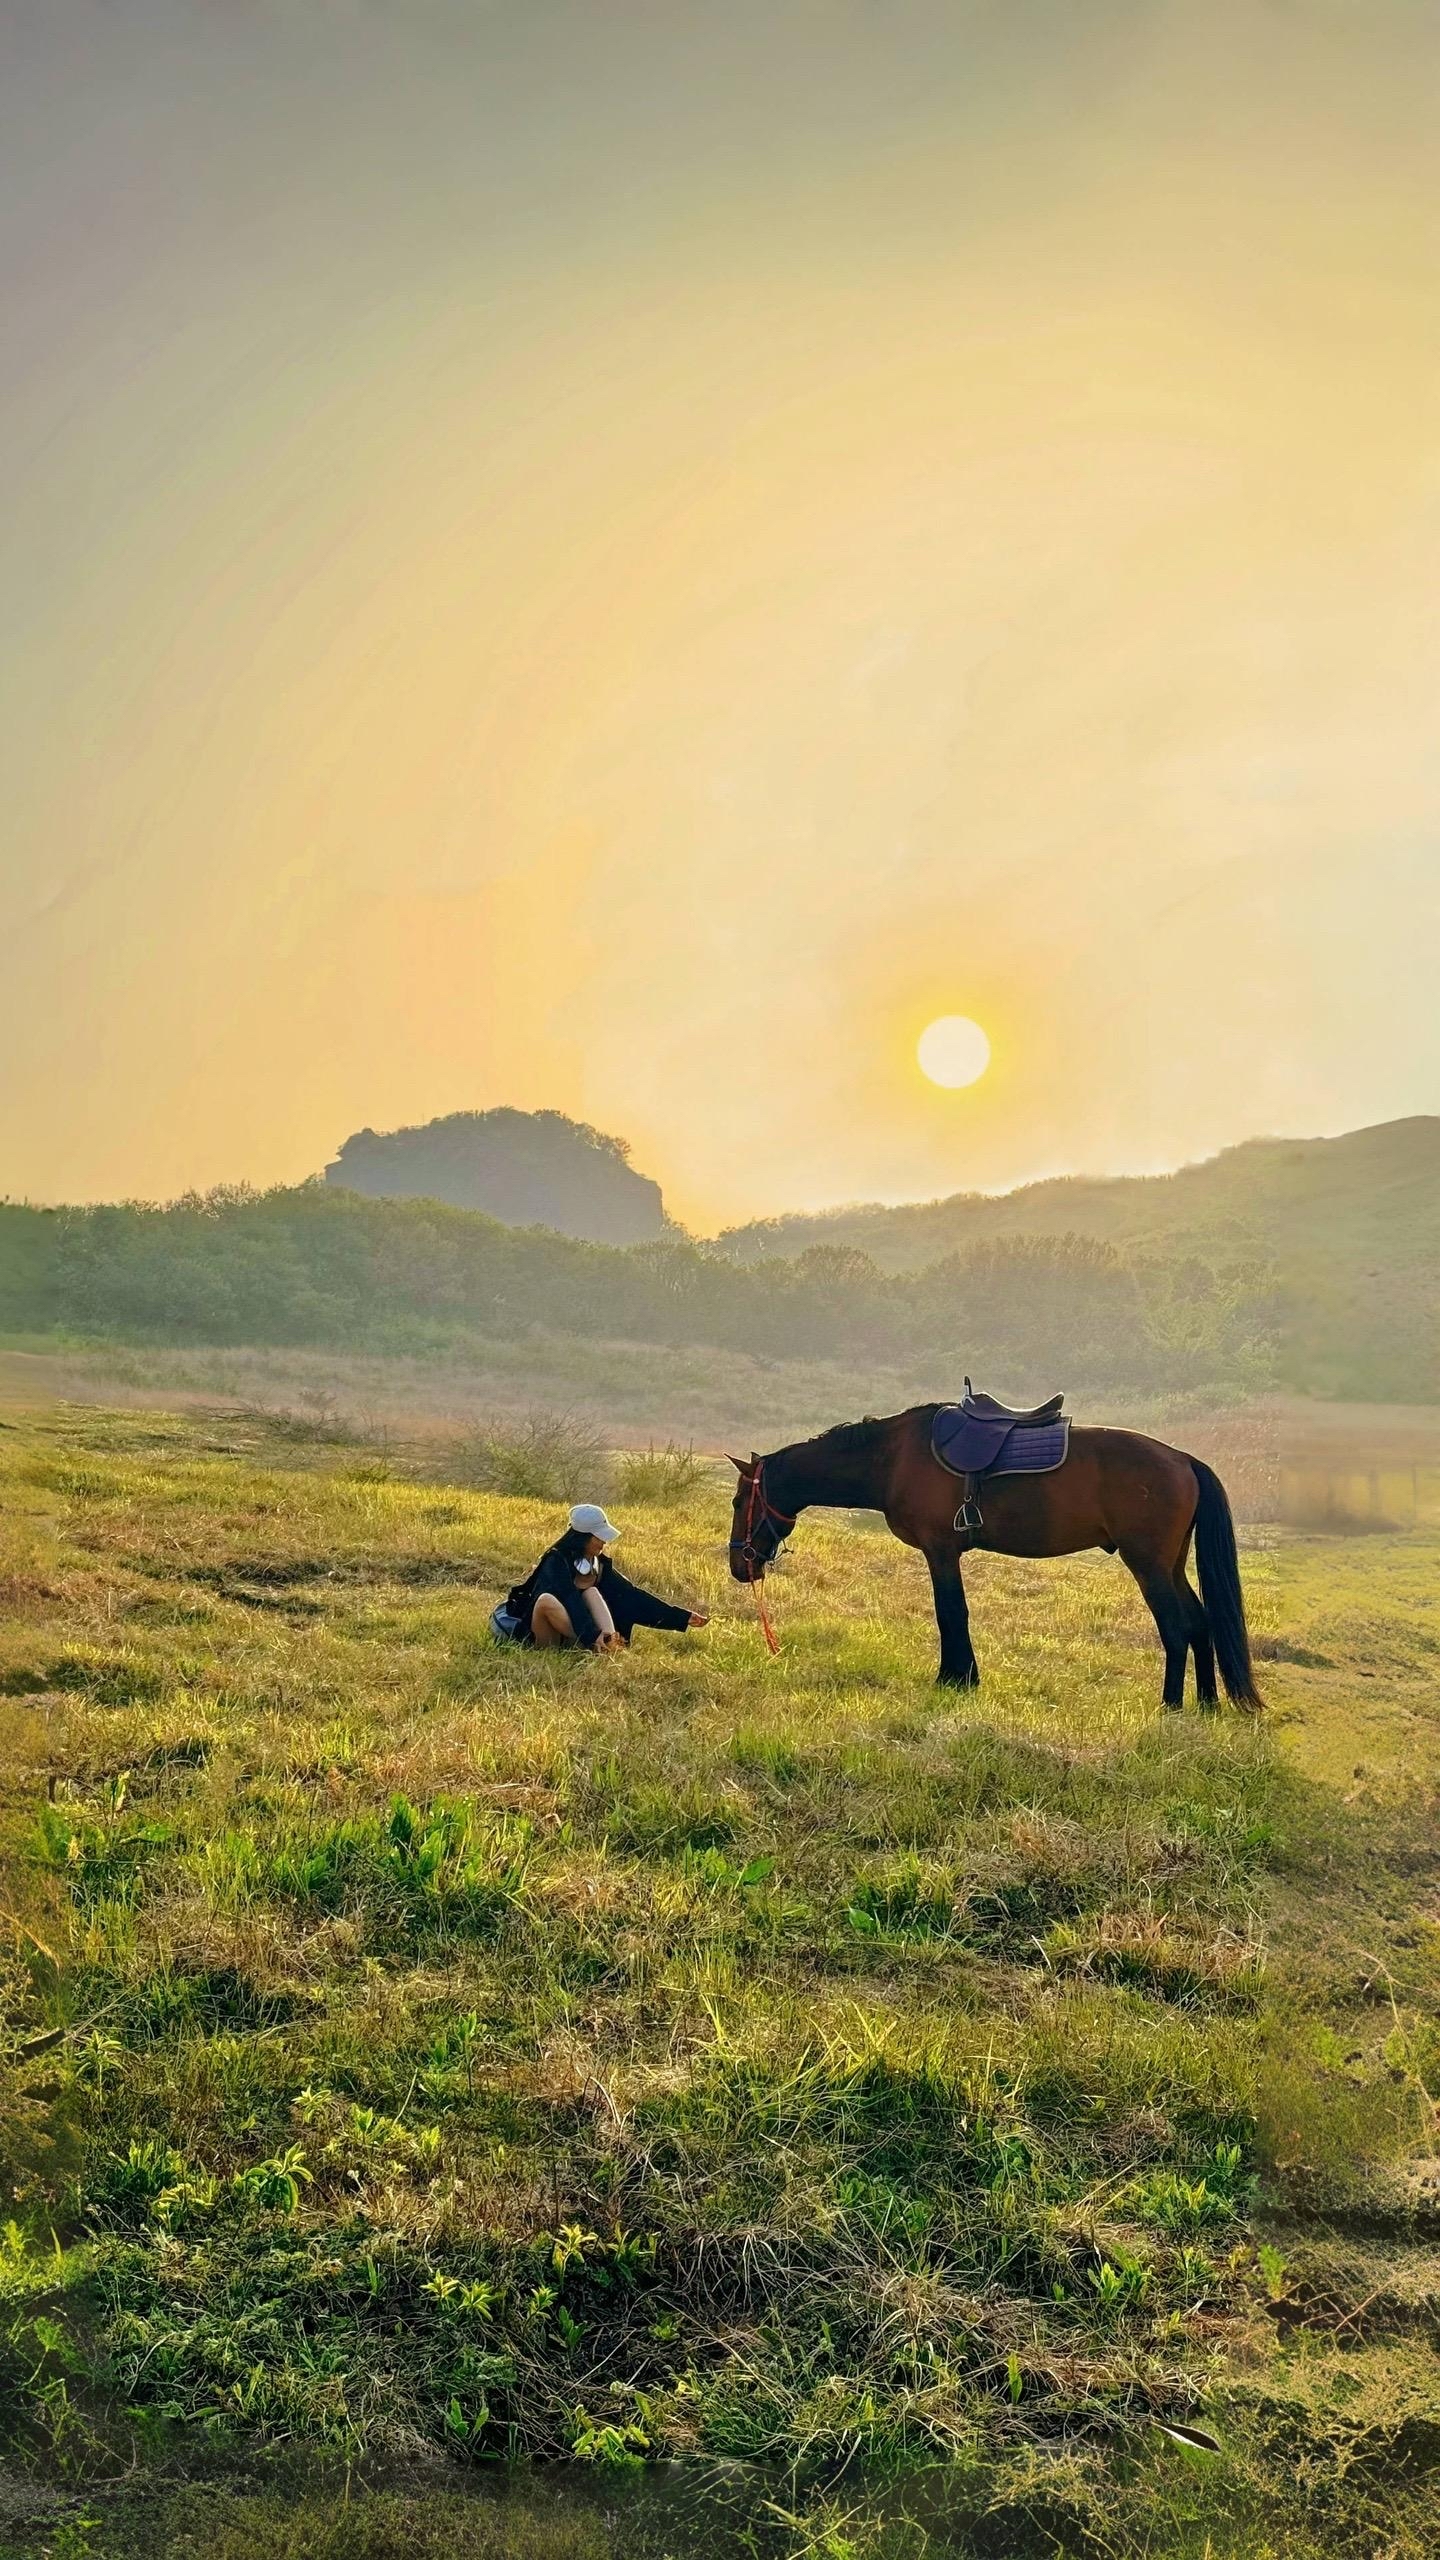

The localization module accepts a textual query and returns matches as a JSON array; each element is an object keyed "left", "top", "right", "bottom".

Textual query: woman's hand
[{"left": 687, "top": 1610, "right": 710, "bottom": 1629}]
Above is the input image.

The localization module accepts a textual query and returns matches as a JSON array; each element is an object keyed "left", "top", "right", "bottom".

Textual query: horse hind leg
[
  {"left": 1167, "top": 1518, "right": 1217, "bottom": 1707},
  {"left": 1124, "top": 1553, "right": 1192, "bottom": 1710},
  {"left": 1176, "top": 1562, "right": 1218, "bottom": 1708}
]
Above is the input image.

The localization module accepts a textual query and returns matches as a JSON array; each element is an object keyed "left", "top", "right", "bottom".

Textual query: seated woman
[{"left": 491, "top": 1503, "right": 709, "bottom": 1654}]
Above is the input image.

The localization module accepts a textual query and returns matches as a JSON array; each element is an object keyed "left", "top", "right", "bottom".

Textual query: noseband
[{"left": 731, "top": 1463, "right": 796, "bottom": 1576}]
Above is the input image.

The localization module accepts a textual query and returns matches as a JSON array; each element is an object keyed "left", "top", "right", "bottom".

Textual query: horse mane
[{"left": 800, "top": 1413, "right": 891, "bottom": 1457}]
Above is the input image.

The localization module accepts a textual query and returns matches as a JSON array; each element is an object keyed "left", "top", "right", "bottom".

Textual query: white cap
[{"left": 569, "top": 1503, "right": 621, "bottom": 1543}]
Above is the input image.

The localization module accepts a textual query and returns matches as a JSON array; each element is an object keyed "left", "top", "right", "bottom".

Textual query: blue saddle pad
[{"left": 932, "top": 1411, "right": 1071, "bottom": 1479}]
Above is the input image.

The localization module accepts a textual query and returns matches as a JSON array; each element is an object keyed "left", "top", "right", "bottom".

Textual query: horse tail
[{"left": 1189, "top": 1458, "right": 1264, "bottom": 1710}]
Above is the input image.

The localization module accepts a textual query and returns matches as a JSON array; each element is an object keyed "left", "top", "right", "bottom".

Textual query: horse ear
[
  {"left": 726, "top": 1454, "right": 745, "bottom": 1473},
  {"left": 750, "top": 1451, "right": 760, "bottom": 1466}
]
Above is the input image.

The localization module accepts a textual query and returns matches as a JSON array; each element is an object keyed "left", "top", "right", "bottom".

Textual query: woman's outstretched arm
[{"left": 602, "top": 1565, "right": 704, "bottom": 1633}]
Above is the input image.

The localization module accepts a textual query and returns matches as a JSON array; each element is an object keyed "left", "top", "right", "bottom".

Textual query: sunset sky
[{"left": 3, "top": 0, "right": 1438, "bottom": 1229}]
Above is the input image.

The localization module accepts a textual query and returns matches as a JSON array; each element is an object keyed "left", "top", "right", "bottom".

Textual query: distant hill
[
  {"left": 718, "top": 1118, "right": 1440, "bottom": 1402},
  {"left": 324, "top": 1108, "right": 665, "bottom": 1246},
  {"left": 0, "top": 1114, "right": 1431, "bottom": 1402},
  {"left": 717, "top": 1117, "right": 1440, "bottom": 1273},
  {"left": 0, "top": 1184, "right": 1273, "bottom": 1402}
]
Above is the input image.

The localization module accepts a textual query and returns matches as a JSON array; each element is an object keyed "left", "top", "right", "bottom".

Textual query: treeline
[{"left": 0, "top": 1184, "right": 1277, "bottom": 1397}]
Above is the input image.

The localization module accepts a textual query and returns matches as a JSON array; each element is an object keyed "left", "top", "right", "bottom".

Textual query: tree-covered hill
[
  {"left": 719, "top": 1116, "right": 1440, "bottom": 1270},
  {"left": 325, "top": 1108, "right": 666, "bottom": 1245},
  {"left": 0, "top": 1185, "right": 1272, "bottom": 1403},
  {"left": 0, "top": 1116, "right": 1431, "bottom": 1402},
  {"left": 719, "top": 1117, "right": 1440, "bottom": 1402}
]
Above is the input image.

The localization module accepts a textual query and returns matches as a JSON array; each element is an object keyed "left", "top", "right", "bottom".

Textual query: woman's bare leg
[
  {"left": 531, "top": 1591, "right": 620, "bottom": 1651},
  {"left": 531, "top": 1593, "right": 574, "bottom": 1648},
  {"left": 581, "top": 1587, "right": 620, "bottom": 1644}
]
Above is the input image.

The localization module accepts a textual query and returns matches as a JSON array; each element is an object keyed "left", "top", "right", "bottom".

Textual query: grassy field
[
  {"left": 0, "top": 1339, "right": 1285, "bottom": 1520},
  {"left": 0, "top": 1405, "right": 1436, "bottom": 2559},
  {"left": 0, "top": 1336, "right": 960, "bottom": 1462}
]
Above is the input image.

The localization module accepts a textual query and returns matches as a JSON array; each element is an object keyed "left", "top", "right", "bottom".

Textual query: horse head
[{"left": 727, "top": 1452, "right": 794, "bottom": 1582}]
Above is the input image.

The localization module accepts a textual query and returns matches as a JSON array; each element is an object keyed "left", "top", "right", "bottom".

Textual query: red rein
[
  {"left": 752, "top": 1576, "right": 781, "bottom": 1658},
  {"left": 738, "top": 1468, "right": 793, "bottom": 1659}
]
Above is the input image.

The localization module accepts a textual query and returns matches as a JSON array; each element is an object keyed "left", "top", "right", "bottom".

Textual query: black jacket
[{"left": 505, "top": 1547, "right": 692, "bottom": 1648}]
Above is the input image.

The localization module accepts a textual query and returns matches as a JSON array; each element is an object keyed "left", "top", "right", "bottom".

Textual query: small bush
[
  {"left": 614, "top": 1441, "right": 705, "bottom": 1505},
  {"left": 452, "top": 1408, "right": 613, "bottom": 1503},
  {"left": 255, "top": 1395, "right": 358, "bottom": 1446}
]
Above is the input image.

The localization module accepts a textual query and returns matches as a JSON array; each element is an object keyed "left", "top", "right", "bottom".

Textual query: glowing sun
[{"left": 917, "top": 1014, "right": 991, "bottom": 1089}]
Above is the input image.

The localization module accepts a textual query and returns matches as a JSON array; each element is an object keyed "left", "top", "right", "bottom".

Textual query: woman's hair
[{"left": 550, "top": 1526, "right": 592, "bottom": 1569}]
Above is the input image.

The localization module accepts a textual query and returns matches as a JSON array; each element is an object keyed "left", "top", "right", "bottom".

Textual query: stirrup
[{"left": 955, "top": 1497, "right": 984, "bottom": 1535}]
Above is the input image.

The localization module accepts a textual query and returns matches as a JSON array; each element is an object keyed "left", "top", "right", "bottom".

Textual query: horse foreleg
[{"left": 924, "top": 1543, "right": 979, "bottom": 1688}]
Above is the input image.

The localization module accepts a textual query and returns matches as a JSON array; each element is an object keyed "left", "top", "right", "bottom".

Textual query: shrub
[
  {"left": 451, "top": 1408, "right": 614, "bottom": 1503},
  {"left": 614, "top": 1441, "right": 705, "bottom": 1505}
]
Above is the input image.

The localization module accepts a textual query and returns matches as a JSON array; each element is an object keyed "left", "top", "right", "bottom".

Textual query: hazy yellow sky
[{"left": 3, "top": 0, "right": 1438, "bottom": 1228}]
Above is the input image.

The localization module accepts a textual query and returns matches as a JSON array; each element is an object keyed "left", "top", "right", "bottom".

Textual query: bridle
[
  {"left": 730, "top": 1462, "right": 796, "bottom": 1657},
  {"left": 731, "top": 1462, "right": 796, "bottom": 1573}
]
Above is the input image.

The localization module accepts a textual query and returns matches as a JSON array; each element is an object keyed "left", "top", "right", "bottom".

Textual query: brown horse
[{"left": 728, "top": 1408, "right": 1262, "bottom": 1709}]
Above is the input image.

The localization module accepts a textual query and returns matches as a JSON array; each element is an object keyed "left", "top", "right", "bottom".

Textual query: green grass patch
[{"left": 0, "top": 1406, "right": 1435, "bottom": 2558}]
